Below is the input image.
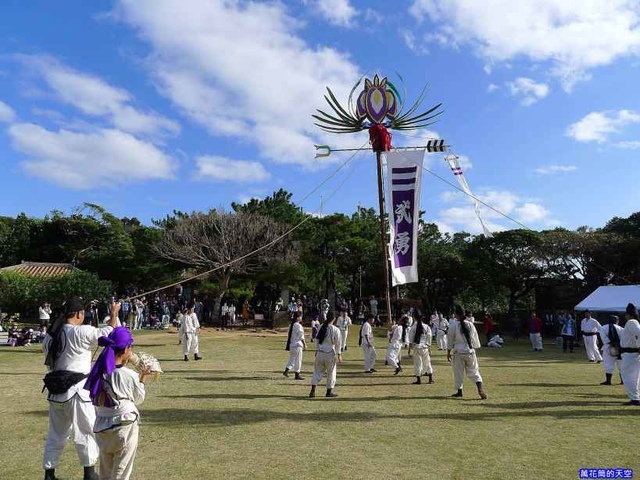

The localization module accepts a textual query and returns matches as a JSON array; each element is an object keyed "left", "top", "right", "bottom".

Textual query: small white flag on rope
[{"left": 445, "top": 154, "right": 493, "bottom": 237}]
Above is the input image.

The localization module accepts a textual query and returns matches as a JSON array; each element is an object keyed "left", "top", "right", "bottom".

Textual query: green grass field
[{"left": 0, "top": 327, "right": 637, "bottom": 480}]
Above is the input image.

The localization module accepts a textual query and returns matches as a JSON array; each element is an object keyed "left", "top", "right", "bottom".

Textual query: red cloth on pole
[{"left": 369, "top": 124, "right": 391, "bottom": 152}]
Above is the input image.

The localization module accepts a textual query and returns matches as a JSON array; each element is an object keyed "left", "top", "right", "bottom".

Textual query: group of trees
[{"left": 2, "top": 189, "right": 640, "bottom": 317}]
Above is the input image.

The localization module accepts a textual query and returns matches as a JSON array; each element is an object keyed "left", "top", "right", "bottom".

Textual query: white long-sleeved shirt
[
  {"left": 447, "top": 319, "right": 481, "bottom": 353},
  {"left": 438, "top": 318, "right": 449, "bottom": 333},
  {"left": 43, "top": 323, "right": 113, "bottom": 402},
  {"left": 337, "top": 315, "right": 352, "bottom": 331},
  {"left": 361, "top": 322, "right": 374, "bottom": 347},
  {"left": 621, "top": 319, "right": 640, "bottom": 349},
  {"left": 599, "top": 323, "right": 623, "bottom": 346},
  {"left": 94, "top": 365, "right": 146, "bottom": 433},
  {"left": 289, "top": 322, "right": 305, "bottom": 348},
  {"left": 408, "top": 323, "right": 432, "bottom": 348},
  {"left": 39, "top": 306, "right": 52, "bottom": 321},
  {"left": 315, "top": 324, "right": 341, "bottom": 353},
  {"left": 389, "top": 324, "right": 404, "bottom": 345},
  {"left": 181, "top": 312, "right": 200, "bottom": 334},
  {"left": 581, "top": 318, "right": 601, "bottom": 334}
]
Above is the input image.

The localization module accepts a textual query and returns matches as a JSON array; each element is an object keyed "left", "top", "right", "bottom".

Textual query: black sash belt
[
  {"left": 582, "top": 332, "right": 597, "bottom": 336},
  {"left": 620, "top": 347, "right": 639, "bottom": 354}
]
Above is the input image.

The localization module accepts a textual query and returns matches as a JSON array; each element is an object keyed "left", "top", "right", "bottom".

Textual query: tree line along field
[
  {"left": 4, "top": 194, "right": 640, "bottom": 319},
  {"left": 0, "top": 327, "right": 636, "bottom": 480}
]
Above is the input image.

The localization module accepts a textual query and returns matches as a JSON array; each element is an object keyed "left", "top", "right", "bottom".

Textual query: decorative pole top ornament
[{"left": 313, "top": 74, "right": 443, "bottom": 152}]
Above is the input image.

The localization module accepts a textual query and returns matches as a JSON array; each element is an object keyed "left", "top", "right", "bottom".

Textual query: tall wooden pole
[{"left": 375, "top": 150, "right": 393, "bottom": 328}]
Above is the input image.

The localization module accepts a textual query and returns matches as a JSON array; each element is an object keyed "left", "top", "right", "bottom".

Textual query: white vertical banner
[
  {"left": 385, "top": 149, "right": 425, "bottom": 286},
  {"left": 445, "top": 154, "right": 493, "bottom": 237}
]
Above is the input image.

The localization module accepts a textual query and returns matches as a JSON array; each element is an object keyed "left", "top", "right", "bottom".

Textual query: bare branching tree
[{"left": 155, "top": 209, "right": 299, "bottom": 314}]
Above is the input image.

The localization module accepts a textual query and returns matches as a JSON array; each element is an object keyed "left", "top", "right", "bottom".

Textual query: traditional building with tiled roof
[{"left": 0, "top": 261, "right": 79, "bottom": 278}]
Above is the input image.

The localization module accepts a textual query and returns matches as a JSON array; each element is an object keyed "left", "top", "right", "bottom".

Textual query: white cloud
[
  {"left": 515, "top": 202, "right": 549, "bottom": 223},
  {"left": 409, "top": 0, "right": 640, "bottom": 90},
  {"left": 403, "top": 31, "right": 429, "bottom": 55},
  {"left": 535, "top": 165, "right": 578, "bottom": 175},
  {"left": 17, "top": 55, "right": 180, "bottom": 138},
  {"left": 615, "top": 140, "right": 640, "bottom": 149},
  {"left": 487, "top": 83, "right": 499, "bottom": 93},
  {"left": 506, "top": 77, "right": 549, "bottom": 106},
  {"left": 8, "top": 123, "right": 176, "bottom": 189},
  {"left": 314, "top": 0, "right": 358, "bottom": 27},
  {"left": 436, "top": 188, "right": 556, "bottom": 233},
  {"left": 113, "top": 0, "right": 365, "bottom": 167},
  {"left": 0, "top": 100, "right": 16, "bottom": 123},
  {"left": 195, "top": 155, "right": 270, "bottom": 183},
  {"left": 566, "top": 110, "right": 640, "bottom": 143}
]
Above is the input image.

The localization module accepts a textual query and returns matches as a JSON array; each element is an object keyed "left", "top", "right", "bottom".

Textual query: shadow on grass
[
  {"left": 498, "top": 383, "right": 594, "bottom": 388},
  {"left": 184, "top": 376, "right": 271, "bottom": 382},
  {"left": 142, "top": 404, "right": 640, "bottom": 427}
]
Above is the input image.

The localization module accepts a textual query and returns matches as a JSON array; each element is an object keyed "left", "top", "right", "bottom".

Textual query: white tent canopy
[{"left": 574, "top": 285, "right": 640, "bottom": 312}]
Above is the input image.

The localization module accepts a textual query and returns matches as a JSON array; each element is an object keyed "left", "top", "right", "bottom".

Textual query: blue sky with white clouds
[{"left": 1, "top": 0, "right": 640, "bottom": 234}]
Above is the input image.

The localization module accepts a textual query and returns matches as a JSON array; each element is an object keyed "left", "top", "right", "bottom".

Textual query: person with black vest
[
  {"left": 408, "top": 316, "right": 434, "bottom": 385},
  {"left": 283, "top": 312, "right": 306, "bottom": 380},
  {"left": 309, "top": 316, "right": 342, "bottom": 398},
  {"left": 42, "top": 297, "right": 118, "bottom": 480},
  {"left": 599, "top": 315, "right": 623, "bottom": 386},
  {"left": 620, "top": 303, "right": 640, "bottom": 405},
  {"left": 446, "top": 305, "right": 487, "bottom": 399}
]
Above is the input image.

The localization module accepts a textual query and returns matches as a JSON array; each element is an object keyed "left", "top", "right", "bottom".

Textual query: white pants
[
  {"left": 413, "top": 346, "right": 433, "bottom": 376},
  {"left": 362, "top": 344, "right": 377, "bottom": 371},
  {"left": 436, "top": 331, "right": 447, "bottom": 350},
  {"left": 487, "top": 341, "right": 502, "bottom": 348},
  {"left": 43, "top": 395, "right": 99, "bottom": 469},
  {"left": 452, "top": 351, "right": 482, "bottom": 389},
  {"left": 183, "top": 332, "right": 199, "bottom": 355},
  {"left": 583, "top": 335, "right": 602, "bottom": 361},
  {"left": 620, "top": 352, "right": 640, "bottom": 401},
  {"left": 339, "top": 329, "right": 348, "bottom": 351},
  {"left": 529, "top": 333, "right": 543, "bottom": 350},
  {"left": 96, "top": 422, "right": 139, "bottom": 480},
  {"left": 132, "top": 314, "right": 141, "bottom": 330},
  {"left": 311, "top": 350, "right": 337, "bottom": 389},
  {"left": 601, "top": 346, "right": 620, "bottom": 375},
  {"left": 385, "top": 342, "right": 402, "bottom": 368},
  {"left": 285, "top": 345, "right": 303, "bottom": 373}
]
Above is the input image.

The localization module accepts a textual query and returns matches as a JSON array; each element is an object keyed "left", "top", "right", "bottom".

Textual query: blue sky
[{"left": 1, "top": 0, "right": 640, "bottom": 234}]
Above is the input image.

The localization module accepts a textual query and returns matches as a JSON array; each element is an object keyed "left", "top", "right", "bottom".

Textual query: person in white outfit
[
  {"left": 405, "top": 314, "right": 414, "bottom": 355},
  {"left": 228, "top": 302, "right": 237, "bottom": 328},
  {"left": 309, "top": 317, "right": 342, "bottom": 398},
  {"left": 181, "top": 306, "right": 202, "bottom": 361},
  {"left": 581, "top": 310, "right": 603, "bottom": 363},
  {"left": 336, "top": 310, "right": 352, "bottom": 352},
  {"left": 84, "top": 327, "right": 149, "bottom": 480},
  {"left": 620, "top": 303, "right": 640, "bottom": 406},
  {"left": 437, "top": 314, "right": 449, "bottom": 350},
  {"left": 447, "top": 306, "right": 487, "bottom": 399},
  {"left": 408, "top": 316, "right": 433, "bottom": 384},
  {"left": 283, "top": 312, "right": 306, "bottom": 380},
  {"left": 42, "top": 297, "right": 118, "bottom": 480},
  {"left": 430, "top": 313, "right": 439, "bottom": 347},
  {"left": 487, "top": 334, "right": 504, "bottom": 348},
  {"left": 599, "top": 315, "right": 623, "bottom": 386},
  {"left": 385, "top": 318, "right": 405, "bottom": 375},
  {"left": 39, "top": 302, "right": 52, "bottom": 327},
  {"left": 359, "top": 314, "right": 377, "bottom": 373}
]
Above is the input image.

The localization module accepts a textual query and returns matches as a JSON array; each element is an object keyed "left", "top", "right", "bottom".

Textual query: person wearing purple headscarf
[
  {"left": 42, "top": 298, "right": 118, "bottom": 480},
  {"left": 85, "top": 327, "right": 150, "bottom": 479}
]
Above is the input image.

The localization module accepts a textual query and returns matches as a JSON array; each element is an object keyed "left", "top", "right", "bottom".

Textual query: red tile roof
[{"left": 0, "top": 261, "right": 79, "bottom": 278}]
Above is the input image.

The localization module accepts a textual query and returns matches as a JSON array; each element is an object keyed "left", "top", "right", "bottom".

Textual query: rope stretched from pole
[{"left": 128, "top": 142, "right": 370, "bottom": 301}]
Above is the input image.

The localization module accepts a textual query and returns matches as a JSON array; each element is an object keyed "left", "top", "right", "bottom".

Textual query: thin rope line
[{"left": 129, "top": 143, "right": 370, "bottom": 301}]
